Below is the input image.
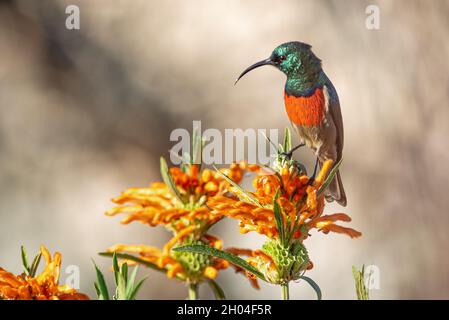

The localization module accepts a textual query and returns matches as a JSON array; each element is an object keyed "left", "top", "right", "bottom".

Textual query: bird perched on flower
[
  {"left": 207, "top": 158, "right": 360, "bottom": 286},
  {"left": 175, "top": 130, "right": 360, "bottom": 299},
  {"left": 235, "top": 41, "right": 347, "bottom": 206}
]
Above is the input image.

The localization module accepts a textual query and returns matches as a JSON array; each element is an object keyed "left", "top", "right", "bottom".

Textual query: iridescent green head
[
  {"left": 271, "top": 42, "right": 321, "bottom": 77},
  {"left": 235, "top": 41, "right": 323, "bottom": 94}
]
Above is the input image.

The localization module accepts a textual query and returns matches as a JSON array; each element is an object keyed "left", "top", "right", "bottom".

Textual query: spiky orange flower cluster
[
  {"left": 0, "top": 246, "right": 89, "bottom": 300},
  {"left": 170, "top": 163, "right": 247, "bottom": 198},
  {"left": 106, "top": 163, "right": 248, "bottom": 234},
  {"left": 208, "top": 160, "right": 361, "bottom": 240},
  {"left": 105, "top": 161, "right": 257, "bottom": 285}
]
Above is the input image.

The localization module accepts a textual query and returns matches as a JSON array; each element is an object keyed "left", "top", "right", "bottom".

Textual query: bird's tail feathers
[{"left": 320, "top": 160, "right": 347, "bottom": 207}]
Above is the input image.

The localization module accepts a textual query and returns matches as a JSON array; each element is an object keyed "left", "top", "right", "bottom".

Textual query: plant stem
[
  {"left": 281, "top": 282, "right": 290, "bottom": 300},
  {"left": 188, "top": 283, "right": 198, "bottom": 300}
]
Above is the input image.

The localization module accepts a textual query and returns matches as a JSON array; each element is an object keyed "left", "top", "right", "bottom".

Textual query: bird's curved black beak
[{"left": 234, "top": 58, "right": 275, "bottom": 85}]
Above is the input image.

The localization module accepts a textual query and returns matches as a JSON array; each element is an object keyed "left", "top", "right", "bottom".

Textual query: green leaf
[
  {"left": 92, "top": 260, "right": 110, "bottom": 300},
  {"left": 21, "top": 247, "right": 42, "bottom": 277},
  {"left": 352, "top": 265, "right": 369, "bottom": 300},
  {"left": 29, "top": 252, "right": 42, "bottom": 277},
  {"left": 298, "top": 275, "right": 322, "bottom": 300},
  {"left": 191, "top": 126, "right": 202, "bottom": 165},
  {"left": 21, "top": 246, "right": 31, "bottom": 276},
  {"left": 121, "top": 262, "right": 128, "bottom": 285},
  {"left": 128, "top": 277, "right": 147, "bottom": 300},
  {"left": 99, "top": 252, "right": 166, "bottom": 273},
  {"left": 126, "top": 266, "right": 139, "bottom": 297},
  {"left": 317, "top": 158, "right": 343, "bottom": 198},
  {"left": 213, "top": 165, "right": 262, "bottom": 207},
  {"left": 173, "top": 245, "right": 266, "bottom": 281},
  {"left": 273, "top": 189, "right": 285, "bottom": 245},
  {"left": 160, "top": 157, "right": 185, "bottom": 204},
  {"left": 94, "top": 254, "right": 148, "bottom": 300},
  {"left": 283, "top": 127, "right": 292, "bottom": 153},
  {"left": 94, "top": 282, "right": 101, "bottom": 298},
  {"left": 116, "top": 272, "right": 127, "bottom": 300},
  {"left": 112, "top": 252, "right": 120, "bottom": 284},
  {"left": 208, "top": 280, "right": 226, "bottom": 300}
]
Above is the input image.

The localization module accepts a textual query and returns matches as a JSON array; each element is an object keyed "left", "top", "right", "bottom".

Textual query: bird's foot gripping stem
[
  {"left": 280, "top": 143, "right": 305, "bottom": 159},
  {"left": 307, "top": 157, "right": 319, "bottom": 185}
]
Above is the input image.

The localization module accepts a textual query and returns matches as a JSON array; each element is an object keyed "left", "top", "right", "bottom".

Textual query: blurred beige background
[{"left": 1, "top": 0, "right": 449, "bottom": 299}]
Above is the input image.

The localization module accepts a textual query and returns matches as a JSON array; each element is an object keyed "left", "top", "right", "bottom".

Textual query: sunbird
[{"left": 235, "top": 41, "right": 346, "bottom": 206}]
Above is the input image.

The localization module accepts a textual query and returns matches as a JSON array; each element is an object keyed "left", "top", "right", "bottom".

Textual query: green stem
[
  {"left": 188, "top": 283, "right": 198, "bottom": 300},
  {"left": 281, "top": 282, "right": 290, "bottom": 300}
]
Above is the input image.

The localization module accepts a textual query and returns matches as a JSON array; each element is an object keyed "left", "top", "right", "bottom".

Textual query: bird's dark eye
[{"left": 279, "top": 55, "right": 287, "bottom": 61}]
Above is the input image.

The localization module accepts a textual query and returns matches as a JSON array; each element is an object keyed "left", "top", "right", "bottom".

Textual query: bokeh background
[{"left": 1, "top": 0, "right": 449, "bottom": 299}]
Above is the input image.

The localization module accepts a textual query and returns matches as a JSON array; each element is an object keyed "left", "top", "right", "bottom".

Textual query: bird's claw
[
  {"left": 307, "top": 157, "right": 320, "bottom": 185},
  {"left": 280, "top": 143, "right": 305, "bottom": 159}
]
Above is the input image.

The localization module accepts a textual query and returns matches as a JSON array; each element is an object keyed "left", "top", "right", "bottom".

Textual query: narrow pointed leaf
[
  {"left": 283, "top": 127, "right": 292, "bottom": 152},
  {"left": 94, "top": 282, "right": 102, "bottom": 299},
  {"left": 21, "top": 246, "right": 31, "bottom": 276},
  {"left": 99, "top": 252, "right": 166, "bottom": 273},
  {"left": 29, "top": 253, "right": 42, "bottom": 277},
  {"left": 317, "top": 158, "right": 343, "bottom": 197},
  {"left": 352, "top": 265, "right": 369, "bottom": 300},
  {"left": 116, "top": 273, "right": 127, "bottom": 300},
  {"left": 173, "top": 245, "right": 266, "bottom": 281},
  {"left": 92, "top": 260, "right": 110, "bottom": 300},
  {"left": 191, "top": 127, "right": 203, "bottom": 165},
  {"left": 191, "top": 127, "right": 198, "bottom": 164},
  {"left": 160, "top": 157, "right": 185, "bottom": 204},
  {"left": 208, "top": 280, "right": 226, "bottom": 300},
  {"left": 121, "top": 262, "right": 128, "bottom": 284},
  {"left": 273, "top": 189, "right": 285, "bottom": 245},
  {"left": 112, "top": 252, "right": 120, "bottom": 285},
  {"left": 213, "top": 165, "right": 262, "bottom": 207},
  {"left": 128, "top": 277, "right": 147, "bottom": 300},
  {"left": 299, "top": 275, "right": 322, "bottom": 300},
  {"left": 126, "top": 266, "right": 139, "bottom": 297}
]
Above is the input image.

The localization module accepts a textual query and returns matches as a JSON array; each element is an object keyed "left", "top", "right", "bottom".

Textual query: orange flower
[
  {"left": 105, "top": 161, "right": 258, "bottom": 286},
  {"left": 106, "top": 162, "right": 249, "bottom": 235},
  {"left": 206, "top": 160, "right": 361, "bottom": 285},
  {"left": 0, "top": 246, "right": 89, "bottom": 300},
  {"left": 105, "top": 221, "right": 256, "bottom": 286},
  {"left": 208, "top": 160, "right": 361, "bottom": 240}
]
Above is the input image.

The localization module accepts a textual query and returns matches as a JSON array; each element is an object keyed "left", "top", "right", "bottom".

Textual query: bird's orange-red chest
[{"left": 284, "top": 87, "right": 326, "bottom": 127}]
